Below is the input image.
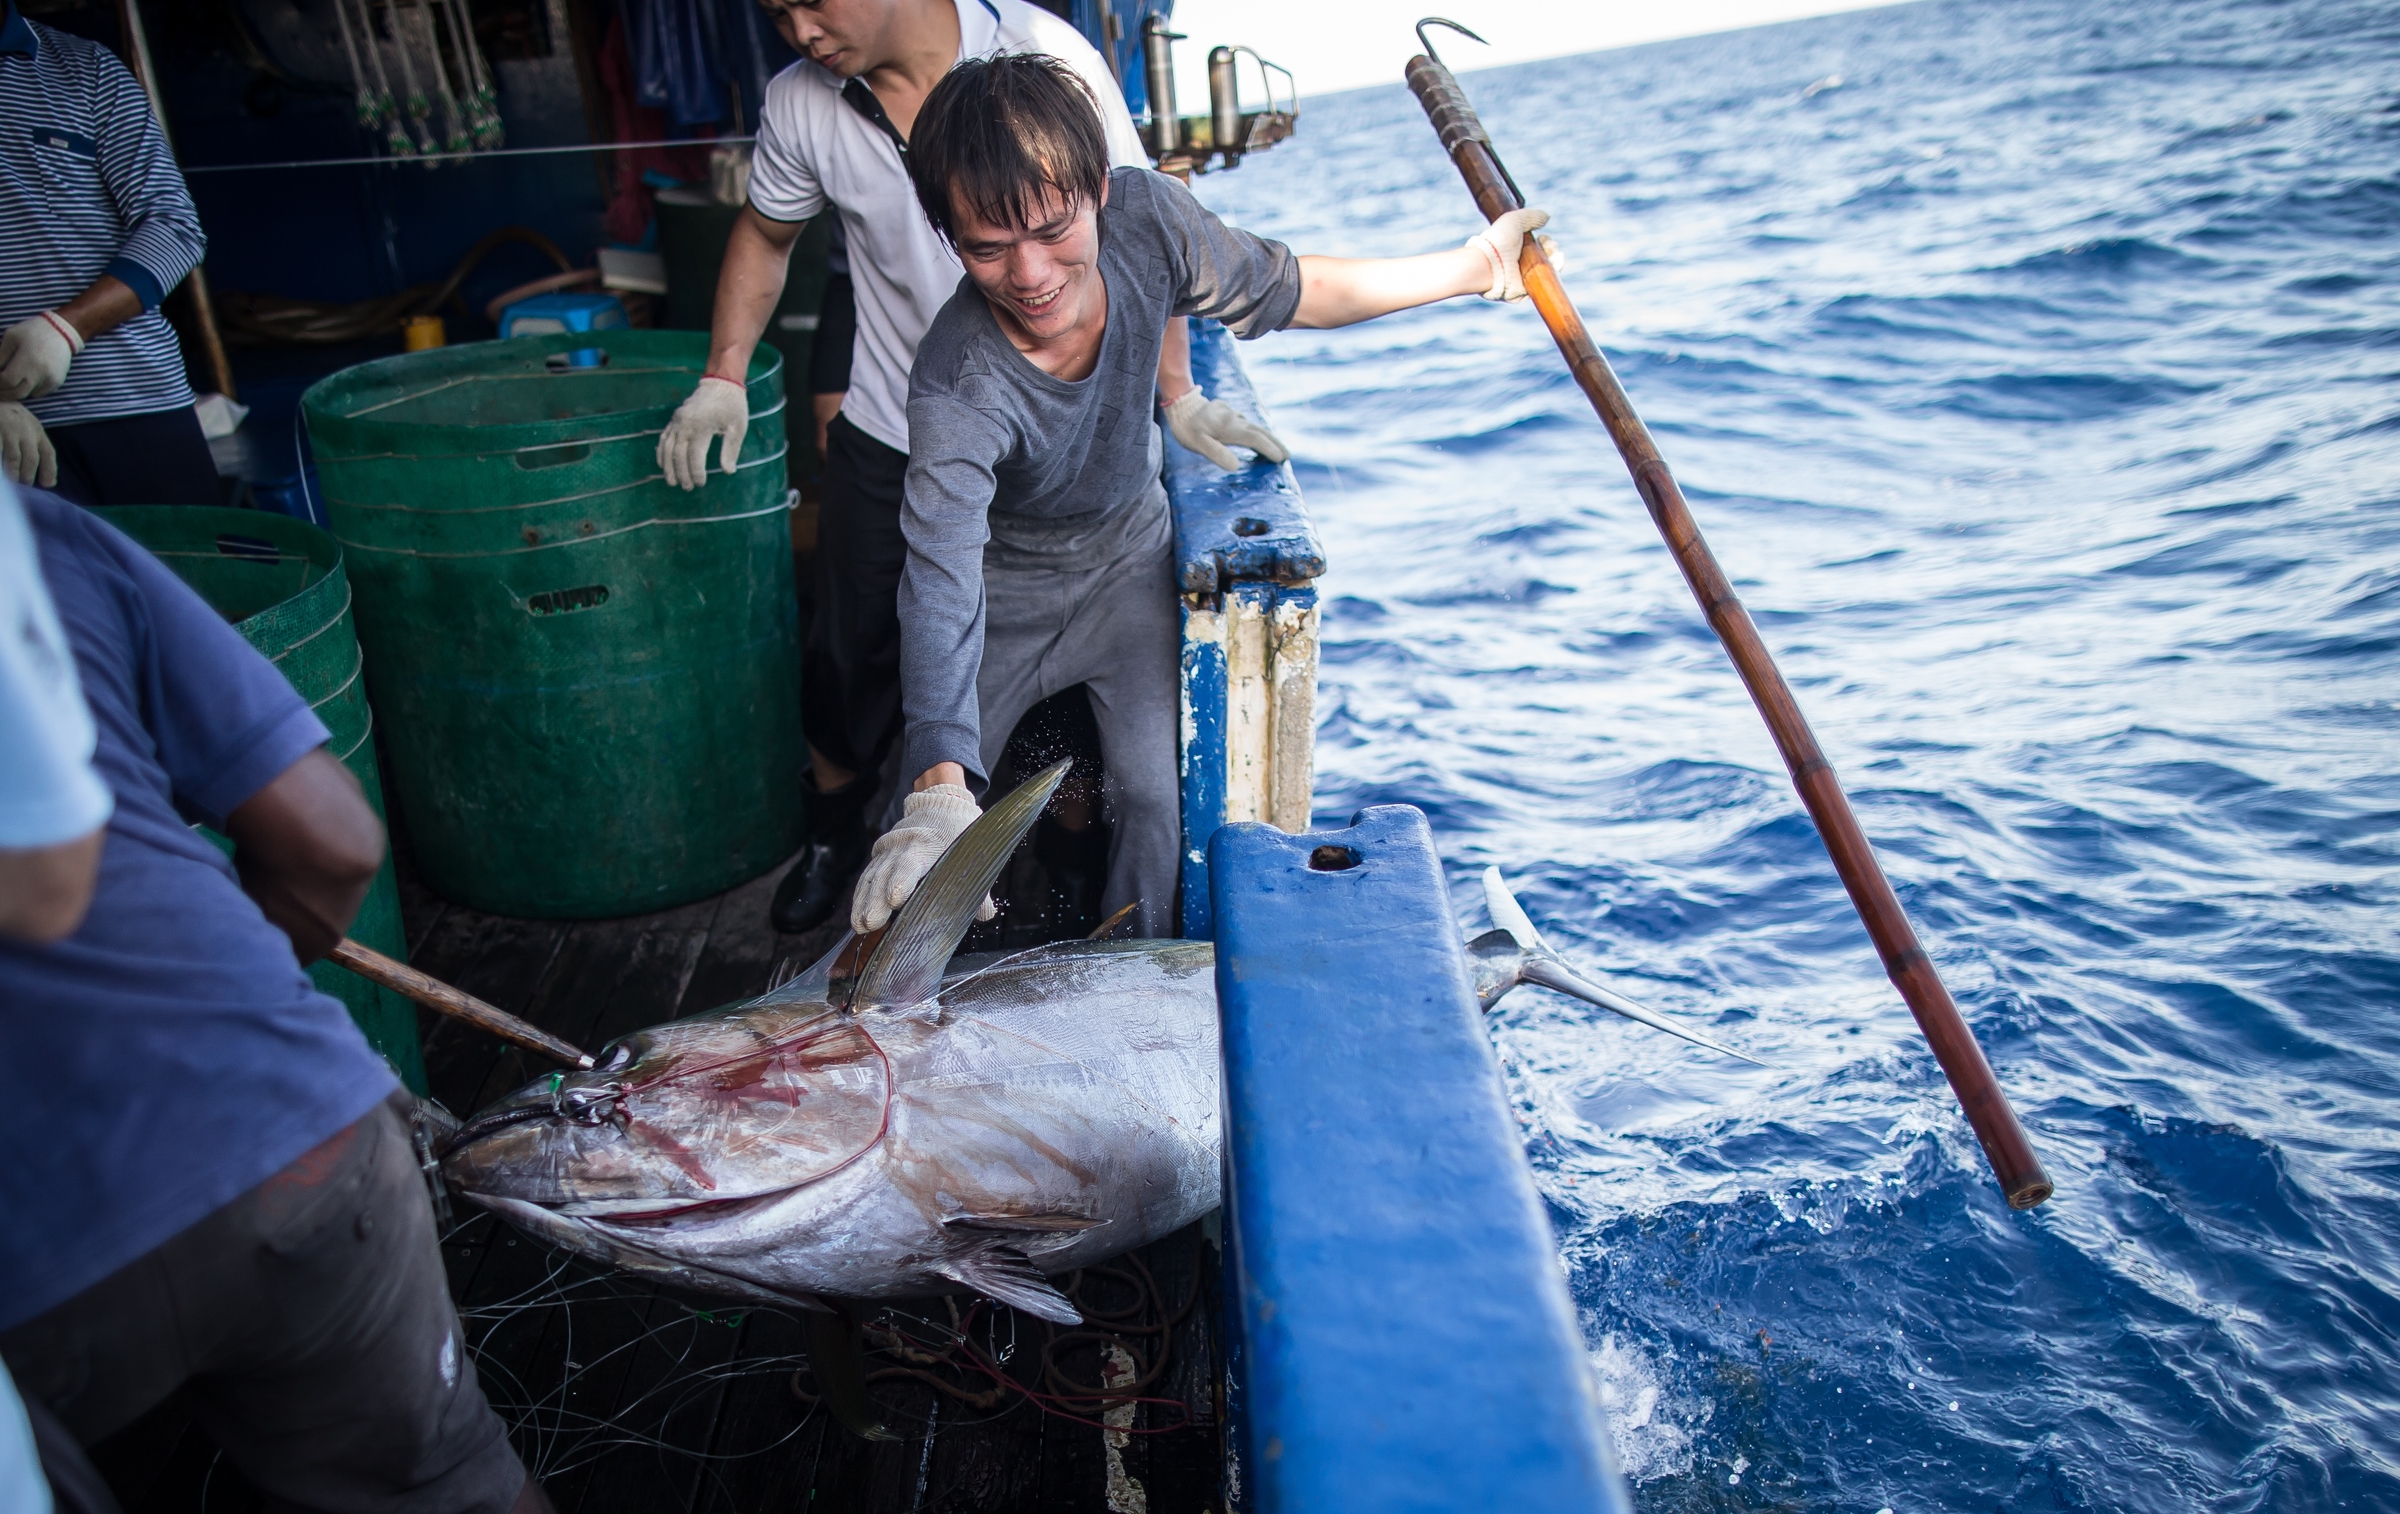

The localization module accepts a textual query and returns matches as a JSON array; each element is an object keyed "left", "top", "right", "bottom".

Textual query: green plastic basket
[
  {"left": 96, "top": 505, "right": 427, "bottom": 1094},
  {"left": 302, "top": 330, "right": 807, "bottom": 919}
]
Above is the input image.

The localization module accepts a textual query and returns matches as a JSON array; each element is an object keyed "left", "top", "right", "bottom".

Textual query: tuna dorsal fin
[
  {"left": 749, "top": 930, "right": 857, "bottom": 1008},
  {"left": 852, "top": 760, "right": 1070, "bottom": 1009},
  {"left": 933, "top": 1236, "right": 1082, "bottom": 1325}
]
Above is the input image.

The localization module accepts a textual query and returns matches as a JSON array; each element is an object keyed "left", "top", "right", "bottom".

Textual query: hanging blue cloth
[
  {"left": 625, "top": 0, "right": 728, "bottom": 129},
  {"left": 626, "top": 0, "right": 803, "bottom": 133}
]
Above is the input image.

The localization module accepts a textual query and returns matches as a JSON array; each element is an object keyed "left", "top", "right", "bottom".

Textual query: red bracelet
[
  {"left": 38, "top": 309, "right": 82, "bottom": 352},
  {"left": 700, "top": 370, "right": 745, "bottom": 386}
]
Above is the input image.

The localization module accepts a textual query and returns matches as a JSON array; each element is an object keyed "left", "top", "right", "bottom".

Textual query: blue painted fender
[{"left": 1210, "top": 805, "right": 1631, "bottom": 1513}]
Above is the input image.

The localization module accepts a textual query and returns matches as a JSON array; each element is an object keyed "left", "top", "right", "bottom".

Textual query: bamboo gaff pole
[
  {"left": 1404, "top": 25, "right": 2052, "bottom": 1209},
  {"left": 330, "top": 938, "right": 595, "bottom": 1070}
]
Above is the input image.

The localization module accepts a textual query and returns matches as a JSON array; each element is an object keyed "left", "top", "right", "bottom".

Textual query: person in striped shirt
[{"left": 0, "top": 3, "right": 216, "bottom": 508}]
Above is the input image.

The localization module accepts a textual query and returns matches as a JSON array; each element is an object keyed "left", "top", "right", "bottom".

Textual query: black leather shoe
[
  {"left": 769, "top": 770, "right": 879, "bottom": 934},
  {"left": 769, "top": 832, "right": 869, "bottom": 934}
]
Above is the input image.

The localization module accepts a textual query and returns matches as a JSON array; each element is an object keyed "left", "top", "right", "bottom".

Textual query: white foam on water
[{"left": 1589, "top": 1333, "right": 1694, "bottom": 1483}]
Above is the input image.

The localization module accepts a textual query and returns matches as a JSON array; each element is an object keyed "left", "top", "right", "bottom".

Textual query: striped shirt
[{"left": 0, "top": 9, "right": 205, "bottom": 426}]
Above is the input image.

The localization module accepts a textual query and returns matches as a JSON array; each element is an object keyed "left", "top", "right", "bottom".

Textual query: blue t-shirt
[{"left": 0, "top": 491, "right": 398, "bottom": 1331}]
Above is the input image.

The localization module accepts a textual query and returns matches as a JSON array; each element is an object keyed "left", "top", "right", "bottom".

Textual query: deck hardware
[{"left": 1142, "top": 14, "right": 1184, "bottom": 157}]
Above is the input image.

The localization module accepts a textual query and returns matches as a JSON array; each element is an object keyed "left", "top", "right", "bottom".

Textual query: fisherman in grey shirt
[{"left": 853, "top": 54, "right": 1556, "bottom": 935}]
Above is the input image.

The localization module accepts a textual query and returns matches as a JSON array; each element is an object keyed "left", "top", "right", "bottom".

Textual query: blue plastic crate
[{"left": 498, "top": 292, "right": 629, "bottom": 368}]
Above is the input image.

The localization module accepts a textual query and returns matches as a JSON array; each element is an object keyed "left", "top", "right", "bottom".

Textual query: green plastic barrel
[
  {"left": 97, "top": 506, "right": 427, "bottom": 1094},
  {"left": 301, "top": 330, "right": 807, "bottom": 919}
]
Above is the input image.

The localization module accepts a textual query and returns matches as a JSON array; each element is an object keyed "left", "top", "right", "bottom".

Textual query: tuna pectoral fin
[
  {"left": 804, "top": 1310, "right": 898, "bottom": 1442},
  {"left": 934, "top": 1239, "right": 1083, "bottom": 1326},
  {"left": 944, "top": 1211, "right": 1106, "bottom": 1234},
  {"left": 855, "top": 760, "right": 1071, "bottom": 1009}
]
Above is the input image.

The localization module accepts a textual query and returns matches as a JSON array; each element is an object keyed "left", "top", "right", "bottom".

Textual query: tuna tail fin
[
  {"left": 1478, "top": 866, "right": 1766, "bottom": 1066},
  {"left": 852, "top": 760, "right": 1071, "bottom": 1009}
]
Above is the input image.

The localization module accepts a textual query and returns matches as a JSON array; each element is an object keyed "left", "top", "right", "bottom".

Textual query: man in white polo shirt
[{"left": 656, "top": 0, "right": 1286, "bottom": 934}]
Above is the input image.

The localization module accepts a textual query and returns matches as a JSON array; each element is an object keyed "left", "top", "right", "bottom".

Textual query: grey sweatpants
[{"left": 976, "top": 526, "right": 1182, "bottom": 939}]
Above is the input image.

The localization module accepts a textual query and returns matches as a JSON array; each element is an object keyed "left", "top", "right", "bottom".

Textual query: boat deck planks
[{"left": 91, "top": 860, "right": 1224, "bottom": 1514}]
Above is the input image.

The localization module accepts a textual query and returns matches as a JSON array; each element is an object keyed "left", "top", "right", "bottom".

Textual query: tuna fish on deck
[{"left": 438, "top": 763, "right": 1754, "bottom": 1325}]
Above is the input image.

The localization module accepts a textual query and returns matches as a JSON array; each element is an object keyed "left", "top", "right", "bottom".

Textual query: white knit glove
[
  {"left": 850, "top": 784, "right": 995, "bottom": 934},
  {"left": 1466, "top": 209, "right": 1564, "bottom": 302},
  {"left": 0, "top": 312, "right": 82, "bottom": 402},
  {"left": 1163, "top": 389, "right": 1289, "bottom": 472},
  {"left": 0, "top": 402, "right": 57, "bottom": 488},
  {"left": 657, "top": 375, "right": 749, "bottom": 491}
]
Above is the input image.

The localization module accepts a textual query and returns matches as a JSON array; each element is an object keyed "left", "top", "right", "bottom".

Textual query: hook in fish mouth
[{"left": 447, "top": 1073, "right": 626, "bottom": 1149}]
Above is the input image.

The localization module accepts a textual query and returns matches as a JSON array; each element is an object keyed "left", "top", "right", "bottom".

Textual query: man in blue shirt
[
  {"left": 0, "top": 2, "right": 218, "bottom": 508},
  {"left": 0, "top": 491, "right": 545, "bottom": 1512}
]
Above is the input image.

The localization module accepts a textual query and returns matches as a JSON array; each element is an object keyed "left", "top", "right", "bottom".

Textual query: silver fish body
[
  {"left": 438, "top": 760, "right": 1755, "bottom": 1330},
  {"left": 442, "top": 939, "right": 1220, "bottom": 1324}
]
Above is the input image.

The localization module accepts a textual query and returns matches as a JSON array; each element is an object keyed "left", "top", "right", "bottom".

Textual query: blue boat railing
[
  {"left": 1169, "top": 319, "right": 1324, "bottom": 939},
  {"left": 1210, "top": 805, "right": 1634, "bottom": 1512}
]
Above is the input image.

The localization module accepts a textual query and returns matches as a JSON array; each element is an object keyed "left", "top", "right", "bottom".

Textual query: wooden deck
[{"left": 94, "top": 835, "right": 1227, "bottom": 1513}]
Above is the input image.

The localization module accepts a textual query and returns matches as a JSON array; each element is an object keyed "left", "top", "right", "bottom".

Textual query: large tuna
[{"left": 439, "top": 763, "right": 1752, "bottom": 1328}]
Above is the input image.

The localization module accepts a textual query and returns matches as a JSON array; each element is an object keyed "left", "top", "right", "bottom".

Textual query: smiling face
[
  {"left": 754, "top": 0, "right": 891, "bottom": 78},
  {"left": 951, "top": 179, "right": 1108, "bottom": 355}
]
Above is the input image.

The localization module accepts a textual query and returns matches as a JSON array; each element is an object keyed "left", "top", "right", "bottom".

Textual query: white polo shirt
[{"left": 747, "top": 0, "right": 1149, "bottom": 454}]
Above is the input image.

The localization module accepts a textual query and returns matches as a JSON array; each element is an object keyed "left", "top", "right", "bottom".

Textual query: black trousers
[
  {"left": 2, "top": 1098, "right": 527, "bottom": 1514},
  {"left": 802, "top": 412, "right": 909, "bottom": 784},
  {"left": 809, "top": 273, "right": 855, "bottom": 397},
  {"left": 45, "top": 406, "right": 219, "bottom": 510}
]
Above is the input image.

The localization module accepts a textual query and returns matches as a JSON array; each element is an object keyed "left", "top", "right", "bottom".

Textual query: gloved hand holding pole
[{"left": 1403, "top": 19, "right": 2052, "bottom": 1209}]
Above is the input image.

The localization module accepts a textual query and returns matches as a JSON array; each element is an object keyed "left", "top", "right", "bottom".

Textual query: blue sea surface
[{"left": 1188, "top": 0, "right": 2400, "bottom": 1507}]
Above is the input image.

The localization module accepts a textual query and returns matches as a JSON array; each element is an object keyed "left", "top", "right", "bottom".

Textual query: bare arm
[
  {"left": 58, "top": 276, "right": 143, "bottom": 345},
  {"left": 1290, "top": 248, "right": 1491, "bottom": 331},
  {"left": 224, "top": 747, "right": 385, "bottom": 965},
  {"left": 916, "top": 762, "right": 968, "bottom": 793},
  {"left": 705, "top": 207, "right": 811, "bottom": 380},
  {"left": 1156, "top": 317, "right": 1196, "bottom": 405},
  {"left": 0, "top": 828, "right": 105, "bottom": 944}
]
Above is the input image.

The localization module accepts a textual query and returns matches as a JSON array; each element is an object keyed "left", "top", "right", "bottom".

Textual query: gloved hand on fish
[{"left": 432, "top": 762, "right": 1758, "bottom": 1330}]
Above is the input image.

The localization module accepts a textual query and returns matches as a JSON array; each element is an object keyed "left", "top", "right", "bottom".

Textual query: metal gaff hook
[
  {"left": 1410, "top": 19, "right": 1527, "bottom": 211},
  {"left": 1414, "top": 17, "right": 1490, "bottom": 69}
]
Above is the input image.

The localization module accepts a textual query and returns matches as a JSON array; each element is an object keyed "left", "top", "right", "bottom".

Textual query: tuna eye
[{"left": 596, "top": 1042, "right": 635, "bottom": 1073}]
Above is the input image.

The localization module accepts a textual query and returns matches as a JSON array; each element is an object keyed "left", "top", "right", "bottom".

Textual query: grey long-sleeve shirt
[{"left": 897, "top": 167, "right": 1302, "bottom": 787}]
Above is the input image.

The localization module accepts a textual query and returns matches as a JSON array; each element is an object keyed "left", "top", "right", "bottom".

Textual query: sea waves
[{"left": 1192, "top": 0, "right": 2400, "bottom": 1505}]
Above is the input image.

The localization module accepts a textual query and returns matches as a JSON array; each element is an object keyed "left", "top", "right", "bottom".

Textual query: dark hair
[{"left": 908, "top": 53, "right": 1110, "bottom": 245}]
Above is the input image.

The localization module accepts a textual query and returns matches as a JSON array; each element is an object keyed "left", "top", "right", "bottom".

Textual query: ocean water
[{"left": 1186, "top": 0, "right": 2400, "bottom": 1508}]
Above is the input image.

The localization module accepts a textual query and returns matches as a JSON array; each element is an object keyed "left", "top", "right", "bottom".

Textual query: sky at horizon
[{"left": 1165, "top": 0, "right": 1917, "bottom": 105}]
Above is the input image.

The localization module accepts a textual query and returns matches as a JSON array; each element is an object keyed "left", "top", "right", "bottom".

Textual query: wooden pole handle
[
  {"left": 329, "top": 938, "right": 595, "bottom": 1070},
  {"left": 1404, "top": 55, "right": 2052, "bottom": 1209}
]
